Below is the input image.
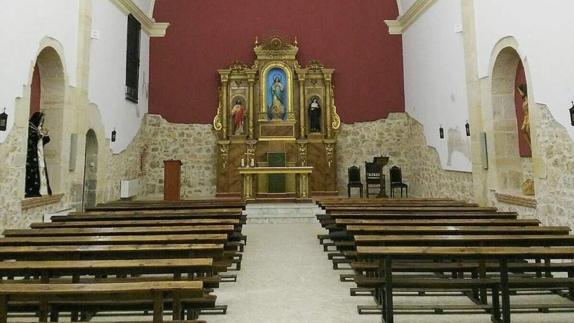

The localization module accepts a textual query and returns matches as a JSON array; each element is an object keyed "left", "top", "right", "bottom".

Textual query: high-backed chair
[
  {"left": 347, "top": 166, "right": 363, "bottom": 198},
  {"left": 365, "top": 160, "right": 383, "bottom": 198},
  {"left": 389, "top": 165, "right": 408, "bottom": 198}
]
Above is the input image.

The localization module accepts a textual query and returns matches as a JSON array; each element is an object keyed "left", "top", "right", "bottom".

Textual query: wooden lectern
[{"left": 163, "top": 160, "right": 182, "bottom": 201}]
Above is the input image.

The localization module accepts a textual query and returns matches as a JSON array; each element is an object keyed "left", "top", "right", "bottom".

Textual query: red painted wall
[
  {"left": 150, "top": 0, "right": 404, "bottom": 124},
  {"left": 514, "top": 62, "right": 531, "bottom": 157},
  {"left": 30, "top": 64, "right": 41, "bottom": 115}
]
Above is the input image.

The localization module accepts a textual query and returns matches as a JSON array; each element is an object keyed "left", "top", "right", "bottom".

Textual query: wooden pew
[
  {"left": 332, "top": 218, "right": 540, "bottom": 229},
  {"left": 89, "top": 199, "right": 245, "bottom": 211},
  {"left": 53, "top": 210, "right": 244, "bottom": 222},
  {"left": 0, "top": 234, "right": 228, "bottom": 246},
  {"left": 3, "top": 225, "right": 236, "bottom": 237},
  {"left": 319, "top": 201, "right": 478, "bottom": 209},
  {"left": 357, "top": 246, "right": 574, "bottom": 323},
  {"left": 0, "top": 244, "right": 224, "bottom": 261},
  {"left": 354, "top": 234, "right": 574, "bottom": 247},
  {"left": 0, "top": 258, "right": 213, "bottom": 282},
  {"left": 346, "top": 225, "right": 570, "bottom": 235},
  {"left": 31, "top": 218, "right": 241, "bottom": 229},
  {"left": 0, "top": 280, "right": 204, "bottom": 323},
  {"left": 325, "top": 206, "right": 499, "bottom": 213},
  {"left": 67, "top": 207, "right": 244, "bottom": 217},
  {"left": 323, "top": 211, "right": 518, "bottom": 220}
]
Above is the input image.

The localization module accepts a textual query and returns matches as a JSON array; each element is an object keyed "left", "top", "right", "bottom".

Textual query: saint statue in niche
[
  {"left": 25, "top": 111, "right": 52, "bottom": 197},
  {"left": 266, "top": 69, "right": 287, "bottom": 120},
  {"left": 517, "top": 84, "right": 531, "bottom": 148},
  {"left": 517, "top": 83, "right": 534, "bottom": 196},
  {"left": 231, "top": 98, "right": 246, "bottom": 135},
  {"left": 309, "top": 97, "right": 321, "bottom": 132}
]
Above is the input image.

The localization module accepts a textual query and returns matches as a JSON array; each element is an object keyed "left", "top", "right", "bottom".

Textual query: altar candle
[
  {"left": 241, "top": 159, "right": 245, "bottom": 167},
  {"left": 250, "top": 158, "right": 255, "bottom": 167}
]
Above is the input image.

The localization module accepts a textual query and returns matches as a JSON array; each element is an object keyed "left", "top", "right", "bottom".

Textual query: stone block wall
[
  {"left": 337, "top": 113, "right": 474, "bottom": 201},
  {"left": 524, "top": 105, "right": 574, "bottom": 227},
  {"left": 140, "top": 115, "right": 217, "bottom": 199},
  {"left": 483, "top": 105, "right": 574, "bottom": 228}
]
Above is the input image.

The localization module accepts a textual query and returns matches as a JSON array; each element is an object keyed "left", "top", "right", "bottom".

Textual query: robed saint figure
[{"left": 25, "top": 111, "right": 52, "bottom": 197}]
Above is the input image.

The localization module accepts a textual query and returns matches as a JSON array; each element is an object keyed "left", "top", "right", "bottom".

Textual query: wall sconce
[
  {"left": 439, "top": 125, "right": 444, "bottom": 139},
  {"left": 111, "top": 128, "right": 117, "bottom": 142},
  {"left": 465, "top": 121, "right": 470, "bottom": 136},
  {"left": 570, "top": 101, "right": 574, "bottom": 126},
  {"left": 0, "top": 108, "right": 7, "bottom": 131}
]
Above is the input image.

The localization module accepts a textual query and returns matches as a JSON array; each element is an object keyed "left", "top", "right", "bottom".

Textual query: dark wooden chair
[
  {"left": 365, "top": 161, "right": 383, "bottom": 198},
  {"left": 389, "top": 165, "right": 408, "bottom": 198},
  {"left": 347, "top": 166, "right": 363, "bottom": 198}
]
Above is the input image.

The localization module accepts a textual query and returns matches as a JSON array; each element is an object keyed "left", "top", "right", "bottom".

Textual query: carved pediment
[
  {"left": 307, "top": 60, "right": 325, "bottom": 71},
  {"left": 254, "top": 36, "right": 299, "bottom": 60},
  {"left": 229, "top": 60, "right": 248, "bottom": 72}
]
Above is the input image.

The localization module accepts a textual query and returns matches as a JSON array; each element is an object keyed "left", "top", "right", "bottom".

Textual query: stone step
[{"left": 245, "top": 203, "right": 322, "bottom": 224}]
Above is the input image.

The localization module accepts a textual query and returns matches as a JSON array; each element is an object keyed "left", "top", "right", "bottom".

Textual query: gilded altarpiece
[{"left": 213, "top": 36, "right": 341, "bottom": 198}]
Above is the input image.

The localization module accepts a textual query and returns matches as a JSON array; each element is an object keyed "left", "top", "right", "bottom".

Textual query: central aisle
[{"left": 207, "top": 221, "right": 379, "bottom": 323}]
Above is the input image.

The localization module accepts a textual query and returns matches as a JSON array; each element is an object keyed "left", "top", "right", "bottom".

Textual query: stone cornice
[
  {"left": 110, "top": 0, "right": 169, "bottom": 37},
  {"left": 384, "top": 0, "right": 437, "bottom": 35}
]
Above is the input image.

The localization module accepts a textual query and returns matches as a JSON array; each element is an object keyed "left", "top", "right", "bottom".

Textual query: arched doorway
[
  {"left": 25, "top": 46, "right": 66, "bottom": 196},
  {"left": 489, "top": 45, "right": 534, "bottom": 194},
  {"left": 83, "top": 130, "right": 98, "bottom": 209}
]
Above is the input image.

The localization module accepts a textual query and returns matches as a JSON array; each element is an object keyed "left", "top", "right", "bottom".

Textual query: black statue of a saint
[
  {"left": 25, "top": 111, "right": 52, "bottom": 197},
  {"left": 309, "top": 97, "right": 321, "bottom": 132}
]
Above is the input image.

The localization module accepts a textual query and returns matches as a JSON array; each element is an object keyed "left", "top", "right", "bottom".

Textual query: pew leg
[
  {"left": 186, "top": 308, "right": 199, "bottom": 320},
  {"left": 39, "top": 298, "right": 49, "bottom": 322},
  {"left": 479, "top": 261, "right": 488, "bottom": 304},
  {"left": 49, "top": 308, "right": 58, "bottom": 322},
  {"left": 384, "top": 256, "right": 394, "bottom": 323},
  {"left": 544, "top": 258, "right": 552, "bottom": 278},
  {"left": 471, "top": 271, "right": 480, "bottom": 301},
  {"left": 568, "top": 270, "right": 574, "bottom": 298},
  {"left": 0, "top": 295, "right": 7, "bottom": 323},
  {"left": 535, "top": 258, "right": 542, "bottom": 278},
  {"left": 153, "top": 291, "right": 164, "bottom": 323},
  {"left": 500, "top": 259, "right": 511, "bottom": 323},
  {"left": 491, "top": 286, "right": 501, "bottom": 323},
  {"left": 172, "top": 295, "right": 182, "bottom": 320}
]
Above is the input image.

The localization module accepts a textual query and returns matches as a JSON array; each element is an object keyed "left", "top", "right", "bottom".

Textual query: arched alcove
[
  {"left": 490, "top": 45, "right": 534, "bottom": 194},
  {"left": 29, "top": 46, "right": 66, "bottom": 195},
  {"left": 83, "top": 129, "right": 98, "bottom": 209},
  {"left": 24, "top": 46, "right": 66, "bottom": 197}
]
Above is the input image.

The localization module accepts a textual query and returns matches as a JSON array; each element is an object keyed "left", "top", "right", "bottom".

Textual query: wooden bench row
[
  {"left": 0, "top": 200, "right": 248, "bottom": 322},
  {"left": 314, "top": 197, "right": 574, "bottom": 323}
]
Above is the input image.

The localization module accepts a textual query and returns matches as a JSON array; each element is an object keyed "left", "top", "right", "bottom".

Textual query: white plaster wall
[
  {"left": 399, "top": 0, "right": 418, "bottom": 15},
  {"left": 89, "top": 0, "right": 150, "bottom": 153},
  {"left": 474, "top": 0, "right": 574, "bottom": 140},
  {"left": 132, "top": 0, "right": 153, "bottom": 15},
  {"left": 403, "top": 0, "right": 472, "bottom": 171},
  {"left": 0, "top": 0, "right": 79, "bottom": 143}
]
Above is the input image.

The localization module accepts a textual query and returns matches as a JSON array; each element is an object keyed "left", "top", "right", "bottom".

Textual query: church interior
[{"left": 1, "top": 0, "right": 574, "bottom": 322}]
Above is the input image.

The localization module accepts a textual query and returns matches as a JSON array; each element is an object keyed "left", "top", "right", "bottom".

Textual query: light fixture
[
  {"left": 111, "top": 128, "right": 117, "bottom": 142},
  {"left": 0, "top": 108, "right": 7, "bottom": 131},
  {"left": 439, "top": 125, "right": 444, "bottom": 139},
  {"left": 570, "top": 101, "right": 574, "bottom": 126},
  {"left": 465, "top": 121, "right": 470, "bottom": 136}
]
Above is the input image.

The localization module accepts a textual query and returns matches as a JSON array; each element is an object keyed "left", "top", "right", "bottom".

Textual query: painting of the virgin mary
[{"left": 266, "top": 68, "right": 287, "bottom": 120}]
